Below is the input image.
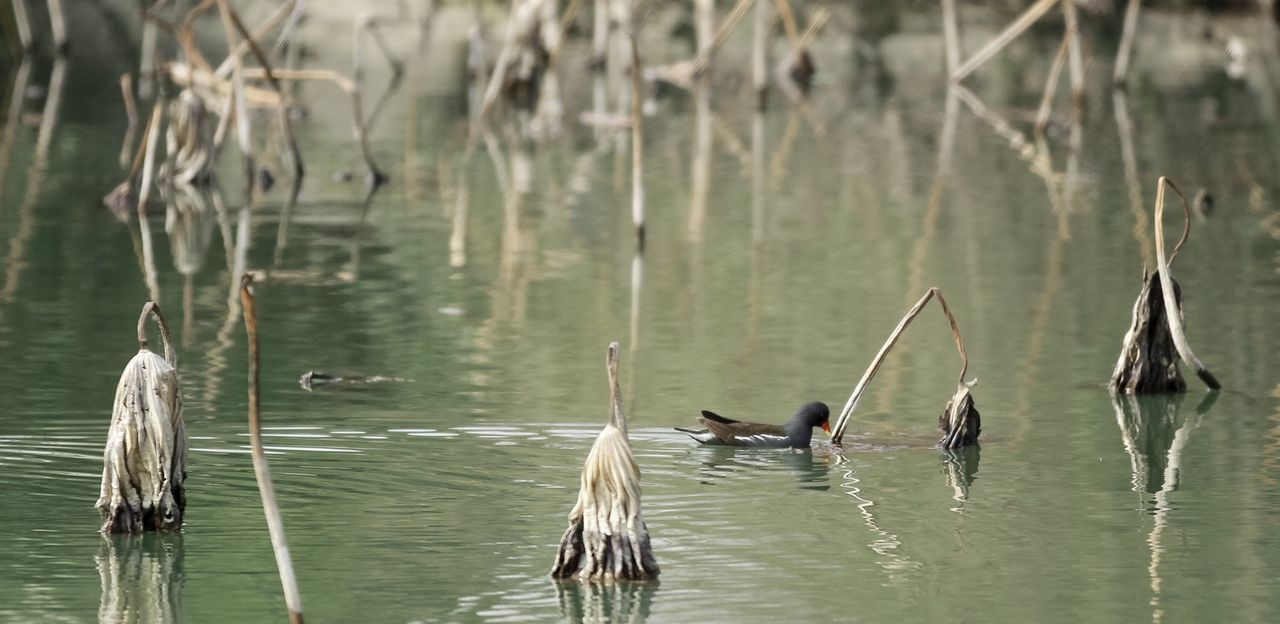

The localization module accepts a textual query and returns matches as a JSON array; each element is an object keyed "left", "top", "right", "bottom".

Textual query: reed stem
[{"left": 240, "top": 275, "right": 305, "bottom": 624}]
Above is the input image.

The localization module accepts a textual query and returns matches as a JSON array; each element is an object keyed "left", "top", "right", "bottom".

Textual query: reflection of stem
[
  {"left": 1034, "top": 34, "right": 1069, "bottom": 136},
  {"left": 1114, "top": 90, "right": 1152, "bottom": 263},
  {"left": 96, "top": 535, "right": 185, "bottom": 624},
  {"left": 832, "top": 453, "right": 920, "bottom": 582},
  {"left": 952, "top": 0, "right": 1056, "bottom": 82},
  {"left": 629, "top": 35, "right": 645, "bottom": 248},
  {"left": 138, "top": 103, "right": 165, "bottom": 303},
  {"left": 217, "top": 0, "right": 305, "bottom": 180},
  {"left": 1115, "top": 0, "right": 1141, "bottom": 86},
  {"left": 119, "top": 74, "right": 139, "bottom": 168},
  {"left": 1146, "top": 401, "right": 1203, "bottom": 624},
  {"left": 0, "top": 60, "right": 32, "bottom": 198},
  {"left": 12, "top": 0, "right": 34, "bottom": 51},
  {"left": 449, "top": 157, "right": 470, "bottom": 268},
  {"left": 626, "top": 253, "right": 642, "bottom": 412},
  {"left": 402, "top": 4, "right": 436, "bottom": 202},
  {"left": 879, "top": 88, "right": 959, "bottom": 410},
  {"left": 1013, "top": 227, "right": 1064, "bottom": 443},
  {"left": 688, "top": 81, "right": 710, "bottom": 242},
  {"left": 752, "top": 0, "right": 768, "bottom": 103},
  {"left": 139, "top": 15, "right": 158, "bottom": 97},
  {"left": 1261, "top": 384, "right": 1280, "bottom": 488},
  {"left": 272, "top": 175, "right": 303, "bottom": 267},
  {"left": 47, "top": 0, "right": 68, "bottom": 51},
  {"left": 941, "top": 0, "right": 960, "bottom": 74},
  {"left": 203, "top": 204, "right": 249, "bottom": 405},
  {"left": 954, "top": 84, "right": 1055, "bottom": 182},
  {"left": 1061, "top": 0, "right": 1084, "bottom": 109},
  {"left": 751, "top": 111, "right": 766, "bottom": 242},
  {"left": 1, "top": 58, "right": 55, "bottom": 306},
  {"left": 343, "top": 185, "right": 380, "bottom": 283}
]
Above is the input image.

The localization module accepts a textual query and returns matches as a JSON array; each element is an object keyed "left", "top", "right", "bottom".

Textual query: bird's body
[{"left": 676, "top": 401, "right": 831, "bottom": 448}]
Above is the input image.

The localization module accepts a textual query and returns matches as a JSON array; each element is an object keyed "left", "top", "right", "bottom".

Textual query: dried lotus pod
[
  {"left": 1109, "top": 177, "right": 1220, "bottom": 394},
  {"left": 97, "top": 302, "right": 187, "bottom": 534},
  {"left": 551, "top": 342, "right": 659, "bottom": 582}
]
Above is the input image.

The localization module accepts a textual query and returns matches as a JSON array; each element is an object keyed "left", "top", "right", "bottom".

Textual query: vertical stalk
[
  {"left": 1114, "top": 0, "right": 1140, "bottom": 86},
  {"left": 753, "top": 0, "right": 768, "bottom": 108},
  {"left": 240, "top": 276, "right": 305, "bottom": 624},
  {"left": 629, "top": 34, "right": 645, "bottom": 250},
  {"left": 13, "top": 0, "right": 34, "bottom": 51},
  {"left": 1062, "top": 0, "right": 1084, "bottom": 109},
  {"left": 941, "top": 0, "right": 960, "bottom": 75},
  {"left": 47, "top": 0, "right": 68, "bottom": 52}
]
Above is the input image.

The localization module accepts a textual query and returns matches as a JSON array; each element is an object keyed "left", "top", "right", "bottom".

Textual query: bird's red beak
[{"left": 822, "top": 421, "right": 831, "bottom": 434}]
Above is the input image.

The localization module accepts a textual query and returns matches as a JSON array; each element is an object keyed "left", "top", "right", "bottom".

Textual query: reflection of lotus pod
[
  {"left": 95, "top": 534, "right": 184, "bottom": 622},
  {"left": 163, "top": 184, "right": 217, "bottom": 276},
  {"left": 163, "top": 90, "right": 214, "bottom": 185},
  {"left": 938, "top": 384, "right": 981, "bottom": 449},
  {"left": 97, "top": 307, "right": 187, "bottom": 534}
]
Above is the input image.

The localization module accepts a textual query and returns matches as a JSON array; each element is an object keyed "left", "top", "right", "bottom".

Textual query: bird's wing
[
  {"left": 698, "top": 413, "right": 787, "bottom": 445},
  {"left": 699, "top": 410, "right": 741, "bottom": 425}
]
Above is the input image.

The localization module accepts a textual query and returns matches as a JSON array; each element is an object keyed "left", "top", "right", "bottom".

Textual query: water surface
[{"left": 2, "top": 8, "right": 1280, "bottom": 623}]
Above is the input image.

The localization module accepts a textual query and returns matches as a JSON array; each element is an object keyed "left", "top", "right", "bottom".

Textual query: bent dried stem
[
  {"left": 1110, "top": 176, "right": 1217, "bottom": 393},
  {"left": 240, "top": 276, "right": 305, "bottom": 624},
  {"left": 1152, "top": 178, "right": 1220, "bottom": 390},
  {"left": 831, "top": 288, "right": 979, "bottom": 448}
]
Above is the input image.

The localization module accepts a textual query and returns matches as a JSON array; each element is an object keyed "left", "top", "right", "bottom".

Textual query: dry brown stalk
[
  {"left": 1035, "top": 33, "right": 1071, "bottom": 136},
  {"left": 240, "top": 275, "right": 306, "bottom": 624},
  {"left": 830, "top": 288, "right": 980, "bottom": 449}
]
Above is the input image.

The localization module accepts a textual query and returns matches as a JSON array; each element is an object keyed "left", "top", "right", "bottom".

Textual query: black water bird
[{"left": 676, "top": 401, "right": 831, "bottom": 448}]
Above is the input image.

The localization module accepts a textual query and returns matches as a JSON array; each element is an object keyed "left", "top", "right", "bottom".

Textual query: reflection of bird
[{"left": 676, "top": 401, "right": 830, "bottom": 448}]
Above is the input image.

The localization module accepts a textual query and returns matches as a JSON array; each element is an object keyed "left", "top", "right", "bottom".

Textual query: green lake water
[{"left": 2, "top": 9, "right": 1280, "bottom": 623}]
